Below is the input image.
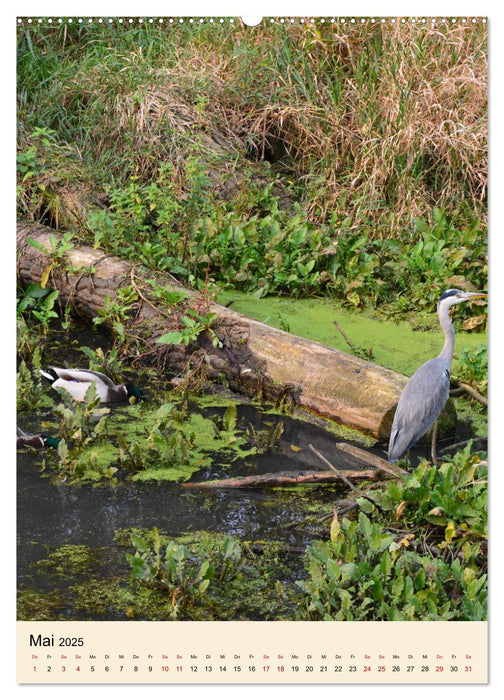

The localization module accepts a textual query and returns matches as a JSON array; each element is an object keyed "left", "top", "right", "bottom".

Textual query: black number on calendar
[
  {"left": 450, "top": 666, "right": 458, "bottom": 672},
  {"left": 305, "top": 665, "right": 313, "bottom": 672},
  {"left": 319, "top": 665, "right": 327, "bottom": 672},
  {"left": 58, "top": 637, "right": 84, "bottom": 647},
  {"left": 421, "top": 666, "right": 429, "bottom": 672},
  {"left": 349, "top": 665, "right": 357, "bottom": 672},
  {"left": 392, "top": 665, "right": 400, "bottom": 672},
  {"left": 334, "top": 665, "right": 342, "bottom": 672}
]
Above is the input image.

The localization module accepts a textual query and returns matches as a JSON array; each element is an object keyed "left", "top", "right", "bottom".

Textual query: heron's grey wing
[
  {"left": 49, "top": 367, "right": 116, "bottom": 387},
  {"left": 388, "top": 359, "right": 450, "bottom": 459}
]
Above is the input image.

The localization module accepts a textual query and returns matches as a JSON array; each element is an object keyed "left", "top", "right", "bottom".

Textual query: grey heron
[{"left": 388, "top": 288, "right": 487, "bottom": 463}]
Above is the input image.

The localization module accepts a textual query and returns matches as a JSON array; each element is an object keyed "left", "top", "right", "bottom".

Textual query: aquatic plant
[
  {"left": 117, "top": 402, "right": 201, "bottom": 479},
  {"left": 127, "top": 527, "right": 223, "bottom": 620},
  {"left": 298, "top": 511, "right": 486, "bottom": 621},
  {"left": 246, "top": 419, "right": 285, "bottom": 453},
  {"left": 16, "top": 347, "right": 51, "bottom": 411},
  {"left": 92, "top": 286, "right": 139, "bottom": 346},
  {"left": 455, "top": 344, "right": 488, "bottom": 390},
  {"left": 79, "top": 346, "right": 125, "bottom": 385},
  {"left": 298, "top": 446, "right": 487, "bottom": 621},
  {"left": 43, "top": 383, "right": 116, "bottom": 483}
]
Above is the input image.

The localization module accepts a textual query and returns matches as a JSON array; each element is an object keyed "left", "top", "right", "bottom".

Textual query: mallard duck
[
  {"left": 17, "top": 427, "right": 60, "bottom": 450},
  {"left": 40, "top": 367, "right": 143, "bottom": 404}
]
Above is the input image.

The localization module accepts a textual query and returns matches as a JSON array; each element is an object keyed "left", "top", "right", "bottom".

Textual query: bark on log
[
  {"left": 182, "top": 469, "right": 379, "bottom": 489},
  {"left": 17, "top": 222, "right": 409, "bottom": 438}
]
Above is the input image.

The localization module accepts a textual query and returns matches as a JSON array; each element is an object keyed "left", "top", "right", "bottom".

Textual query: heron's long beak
[{"left": 464, "top": 292, "right": 487, "bottom": 300}]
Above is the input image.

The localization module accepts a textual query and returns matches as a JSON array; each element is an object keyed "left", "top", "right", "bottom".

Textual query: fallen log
[
  {"left": 17, "top": 221, "right": 409, "bottom": 438},
  {"left": 182, "top": 468, "right": 379, "bottom": 489}
]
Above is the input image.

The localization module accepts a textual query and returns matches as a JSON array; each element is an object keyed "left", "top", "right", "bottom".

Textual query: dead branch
[
  {"left": 455, "top": 381, "right": 488, "bottom": 407},
  {"left": 182, "top": 468, "right": 378, "bottom": 489}
]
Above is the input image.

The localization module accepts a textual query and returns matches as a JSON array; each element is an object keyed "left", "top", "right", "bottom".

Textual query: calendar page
[{"left": 15, "top": 11, "right": 488, "bottom": 686}]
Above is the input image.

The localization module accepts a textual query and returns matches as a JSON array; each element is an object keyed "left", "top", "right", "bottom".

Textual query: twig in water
[
  {"left": 333, "top": 321, "right": 373, "bottom": 360},
  {"left": 333, "top": 320, "right": 356, "bottom": 350},
  {"left": 308, "top": 444, "right": 383, "bottom": 512},
  {"left": 439, "top": 436, "right": 487, "bottom": 454}
]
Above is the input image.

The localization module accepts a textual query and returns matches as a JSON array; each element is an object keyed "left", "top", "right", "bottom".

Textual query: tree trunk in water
[{"left": 17, "top": 222, "right": 409, "bottom": 439}]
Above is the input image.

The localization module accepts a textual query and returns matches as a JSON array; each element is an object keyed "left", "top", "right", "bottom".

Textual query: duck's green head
[
  {"left": 42, "top": 436, "right": 60, "bottom": 450},
  {"left": 125, "top": 384, "right": 143, "bottom": 404}
]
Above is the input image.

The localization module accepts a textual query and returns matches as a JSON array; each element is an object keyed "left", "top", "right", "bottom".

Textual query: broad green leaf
[{"left": 156, "top": 331, "right": 184, "bottom": 345}]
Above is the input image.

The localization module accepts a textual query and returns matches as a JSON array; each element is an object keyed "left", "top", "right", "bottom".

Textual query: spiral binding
[{"left": 17, "top": 17, "right": 488, "bottom": 27}]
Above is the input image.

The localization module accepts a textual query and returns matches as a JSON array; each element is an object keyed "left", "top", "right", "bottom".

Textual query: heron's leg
[{"left": 431, "top": 421, "right": 439, "bottom": 465}]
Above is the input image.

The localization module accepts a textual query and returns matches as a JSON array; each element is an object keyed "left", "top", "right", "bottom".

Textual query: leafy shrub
[
  {"left": 298, "top": 447, "right": 487, "bottom": 621},
  {"left": 368, "top": 447, "right": 487, "bottom": 552},
  {"left": 456, "top": 344, "right": 488, "bottom": 387},
  {"left": 298, "top": 511, "right": 486, "bottom": 621},
  {"left": 85, "top": 164, "right": 486, "bottom": 311}
]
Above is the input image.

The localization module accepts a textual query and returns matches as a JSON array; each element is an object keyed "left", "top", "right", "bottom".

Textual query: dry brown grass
[{"left": 18, "top": 20, "right": 487, "bottom": 234}]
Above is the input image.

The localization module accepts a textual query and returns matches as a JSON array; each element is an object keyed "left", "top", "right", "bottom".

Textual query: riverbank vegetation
[
  {"left": 17, "top": 19, "right": 487, "bottom": 313},
  {"left": 17, "top": 18, "right": 487, "bottom": 622}
]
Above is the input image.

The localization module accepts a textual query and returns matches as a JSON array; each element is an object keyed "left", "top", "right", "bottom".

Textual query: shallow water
[
  {"left": 17, "top": 316, "right": 486, "bottom": 619},
  {"left": 17, "top": 401, "right": 361, "bottom": 591}
]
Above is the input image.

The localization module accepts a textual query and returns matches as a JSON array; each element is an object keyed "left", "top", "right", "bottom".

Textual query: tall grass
[{"left": 17, "top": 19, "right": 487, "bottom": 242}]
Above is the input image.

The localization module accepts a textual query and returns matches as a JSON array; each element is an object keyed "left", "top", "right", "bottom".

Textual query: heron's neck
[{"left": 437, "top": 304, "right": 455, "bottom": 364}]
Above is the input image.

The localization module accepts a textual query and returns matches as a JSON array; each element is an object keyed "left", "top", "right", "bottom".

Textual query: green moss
[
  {"left": 17, "top": 589, "right": 65, "bottom": 620},
  {"left": 69, "top": 578, "right": 143, "bottom": 618},
  {"left": 35, "top": 544, "right": 98, "bottom": 578}
]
